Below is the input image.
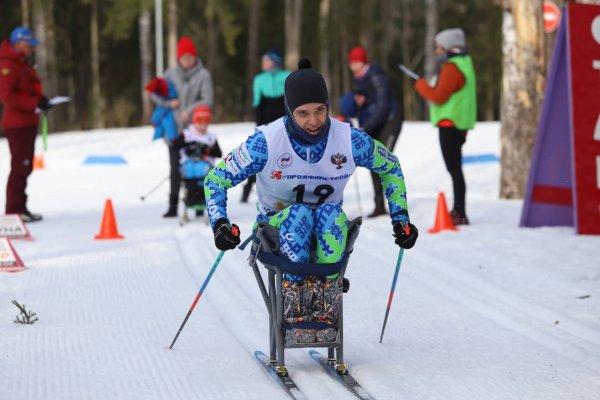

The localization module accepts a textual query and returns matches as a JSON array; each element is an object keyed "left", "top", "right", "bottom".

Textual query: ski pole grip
[{"left": 401, "top": 221, "right": 411, "bottom": 236}]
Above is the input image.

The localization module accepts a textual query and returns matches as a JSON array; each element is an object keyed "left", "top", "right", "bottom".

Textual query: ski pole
[
  {"left": 379, "top": 247, "right": 405, "bottom": 343},
  {"left": 140, "top": 176, "right": 169, "bottom": 201},
  {"left": 168, "top": 249, "right": 226, "bottom": 349}
]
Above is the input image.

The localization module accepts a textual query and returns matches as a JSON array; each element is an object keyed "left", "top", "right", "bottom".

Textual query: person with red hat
[
  {"left": 172, "top": 104, "right": 222, "bottom": 219},
  {"left": 0, "top": 27, "right": 51, "bottom": 223},
  {"left": 347, "top": 46, "right": 404, "bottom": 218},
  {"left": 149, "top": 36, "right": 213, "bottom": 218}
]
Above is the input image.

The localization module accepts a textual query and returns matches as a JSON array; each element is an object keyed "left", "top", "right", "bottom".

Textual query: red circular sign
[{"left": 543, "top": 1, "right": 561, "bottom": 33}]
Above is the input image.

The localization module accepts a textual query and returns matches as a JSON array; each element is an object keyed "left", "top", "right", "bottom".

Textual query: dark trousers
[
  {"left": 241, "top": 175, "right": 256, "bottom": 201},
  {"left": 370, "top": 114, "right": 403, "bottom": 209},
  {"left": 168, "top": 145, "right": 181, "bottom": 207},
  {"left": 4, "top": 126, "right": 37, "bottom": 214},
  {"left": 439, "top": 126, "right": 467, "bottom": 216},
  {"left": 184, "top": 179, "right": 205, "bottom": 207}
]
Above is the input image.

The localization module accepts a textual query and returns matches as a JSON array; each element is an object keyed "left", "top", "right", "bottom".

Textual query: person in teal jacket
[{"left": 241, "top": 48, "right": 291, "bottom": 203}]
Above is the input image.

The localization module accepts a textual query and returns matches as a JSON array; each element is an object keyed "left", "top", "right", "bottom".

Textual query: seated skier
[
  {"left": 174, "top": 104, "right": 222, "bottom": 216},
  {"left": 204, "top": 58, "right": 418, "bottom": 343}
]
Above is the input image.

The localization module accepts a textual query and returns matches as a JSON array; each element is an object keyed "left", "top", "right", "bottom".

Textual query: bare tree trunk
[
  {"left": 206, "top": 17, "right": 218, "bottom": 73},
  {"left": 319, "top": 0, "right": 331, "bottom": 92},
  {"left": 33, "top": 0, "right": 59, "bottom": 131},
  {"left": 337, "top": 0, "right": 350, "bottom": 95},
  {"left": 424, "top": 0, "right": 438, "bottom": 81},
  {"left": 401, "top": 0, "right": 416, "bottom": 120},
  {"left": 245, "top": 0, "right": 260, "bottom": 120},
  {"left": 284, "top": 0, "right": 302, "bottom": 71},
  {"left": 499, "top": 0, "right": 545, "bottom": 199},
  {"left": 167, "top": 0, "right": 177, "bottom": 69},
  {"left": 360, "top": 0, "right": 374, "bottom": 55},
  {"left": 90, "top": 0, "right": 106, "bottom": 128},
  {"left": 21, "top": 0, "right": 30, "bottom": 27},
  {"left": 380, "top": 0, "right": 396, "bottom": 68},
  {"left": 139, "top": 9, "right": 153, "bottom": 124}
]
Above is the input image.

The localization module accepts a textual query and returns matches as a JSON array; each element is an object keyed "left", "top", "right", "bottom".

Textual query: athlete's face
[{"left": 292, "top": 103, "right": 328, "bottom": 135}]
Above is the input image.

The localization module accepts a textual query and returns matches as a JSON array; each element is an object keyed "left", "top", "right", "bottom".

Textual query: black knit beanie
[{"left": 284, "top": 58, "right": 329, "bottom": 113}]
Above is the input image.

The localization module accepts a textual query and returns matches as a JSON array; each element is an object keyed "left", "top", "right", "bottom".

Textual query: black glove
[
  {"left": 38, "top": 96, "right": 53, "bottom": 112},
  {"left": 393, "top": 221, "right": 418, "bottom": 249},
  {"left": 213, "top": 218, "right": 241, "bottom": 251}
]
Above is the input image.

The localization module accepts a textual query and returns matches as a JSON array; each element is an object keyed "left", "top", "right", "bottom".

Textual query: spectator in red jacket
[{"left": 0, "top": 27, "right": 51, "bottom": 222}]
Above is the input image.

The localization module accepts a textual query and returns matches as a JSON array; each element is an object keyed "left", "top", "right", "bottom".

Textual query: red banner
[{"left": 568, "top": 4, "right": 600, "bottom": 234}]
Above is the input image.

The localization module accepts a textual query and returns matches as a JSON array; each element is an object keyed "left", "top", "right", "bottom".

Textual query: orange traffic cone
[
  {"left": 33, "top": 153, "right": 45, "bottom": 170},
  {"left": 95, "top": 199, "right": 124, "bottom": 239},
  {"left": 428, "top": 192, "right": 458, "bottom": 233}
]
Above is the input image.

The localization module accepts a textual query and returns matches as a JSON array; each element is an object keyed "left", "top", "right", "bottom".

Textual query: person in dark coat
[
  {"left": 0, "top": 27, "right": 51, "bottom": 222},
  {"left": 347, "top": 46, "right": 404, "bottom": 218}
]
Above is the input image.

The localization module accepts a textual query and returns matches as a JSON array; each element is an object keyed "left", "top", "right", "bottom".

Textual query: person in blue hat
[
  {"left": 0, "top": 27, "right": 50, "bottom": 222},
  {"left": 240, "top": 48, "right": 291, "bottom": 203}
]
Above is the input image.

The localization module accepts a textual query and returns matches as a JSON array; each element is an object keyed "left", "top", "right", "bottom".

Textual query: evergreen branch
[{"left": 12, "top": 300, "right": 39, "bottom": 325}]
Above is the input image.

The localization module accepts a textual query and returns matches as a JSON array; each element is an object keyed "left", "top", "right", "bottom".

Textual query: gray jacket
[{"left": 151, "top": 59, "right": 213, "bottom": 131}]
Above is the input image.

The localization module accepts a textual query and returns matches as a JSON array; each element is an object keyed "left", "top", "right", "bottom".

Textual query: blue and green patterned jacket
[{"left": 204, "top": 116, "right": 410, "bottom": 228}]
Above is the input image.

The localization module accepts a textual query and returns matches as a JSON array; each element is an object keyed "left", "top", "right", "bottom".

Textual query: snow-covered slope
[{"left": 1, "top": 121, "right": 599, "bottom": 400}]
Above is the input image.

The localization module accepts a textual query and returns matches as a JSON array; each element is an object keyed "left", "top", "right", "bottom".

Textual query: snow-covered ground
[{"left": 1, "top": 121, "right": 599, "bottom": 400}]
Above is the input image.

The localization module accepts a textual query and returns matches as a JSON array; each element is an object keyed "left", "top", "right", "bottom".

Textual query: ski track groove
[
  {"left": 367, "top": 246, "right": 600, "bottom": 375},
  {"left": 6, "top": 240, "right": 217, "bottom": 400},
  {"left": 172, "top": 224, "right": 359, "bottom": 399}
]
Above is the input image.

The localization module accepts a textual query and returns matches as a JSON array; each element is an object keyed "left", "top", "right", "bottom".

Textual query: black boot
[
  {"left": 21, "top": 210, "right": 43, "bottom": 223},
  {"left": 162, "top": 205, "right": 177, "bottom": 218},
  {"left": 450, "top": 210, "right": 470, "bottom": 225}
]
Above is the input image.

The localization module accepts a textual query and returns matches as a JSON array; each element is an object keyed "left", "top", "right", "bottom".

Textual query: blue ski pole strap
[{"left": 238, "top": 231, "right": 257, "bottom": 251}]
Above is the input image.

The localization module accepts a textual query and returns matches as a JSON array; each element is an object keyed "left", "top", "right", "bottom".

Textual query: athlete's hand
[
  {"left": 393, "top": 221, "right": 418, "bottom": 249},
  {"left": 213, "top": 218, "right": 241, "bottom": 251}
]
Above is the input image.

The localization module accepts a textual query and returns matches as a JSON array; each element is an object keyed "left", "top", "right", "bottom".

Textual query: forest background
[{"left": 1, "top": 0, "right": 598, "bottom": 198}]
